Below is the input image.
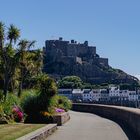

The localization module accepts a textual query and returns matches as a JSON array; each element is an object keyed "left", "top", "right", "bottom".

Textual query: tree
[
  {"left": 17, "top": 40, "right": 42, "bottom": 97},
  {"left": 8, "top": 24, "right": 20, "bottom": 45},
  {"left": 17, "top": 40, "right": 36, "bottom": 97},
  {"left": 0, "top": 22, "right": 41, "bottom": 98},
  {"left": 0, "top": 22, "right": 20, "bottom": 97},
  {"left": 58, "top": 76, "right": 83, "bottom": 89}
]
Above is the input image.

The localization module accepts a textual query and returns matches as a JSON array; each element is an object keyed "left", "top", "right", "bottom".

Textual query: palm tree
[
  {"left": 7, "top": 24, "right": 20, "bottom": 45},
  {"left": 0, "top": 22, "right": 5, "bottom": 89},
  {"left": 0, "top": 22, "right": 5, "bottom": 49},
  {"left": 32, "top": 49, "right": 43, "bottom": 75},
  {"left": 1, "top": 23, "right": 20, "bottom": 97},
  {"left": 17, "top": 39, "right": 35, "bottom": 97}
]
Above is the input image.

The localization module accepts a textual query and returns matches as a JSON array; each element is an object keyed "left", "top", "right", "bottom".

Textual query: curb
[{"left": 16, "top": 124, "right": 57, "bottom": 140}]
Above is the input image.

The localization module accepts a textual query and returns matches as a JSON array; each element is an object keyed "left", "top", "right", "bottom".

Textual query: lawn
[{"left": 0, "top": 124, "right": 46, "bottom": 140}]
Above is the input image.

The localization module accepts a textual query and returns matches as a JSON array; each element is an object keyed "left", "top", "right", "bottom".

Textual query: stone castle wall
[{"left": 45, "top": 39, "right": 96, "bottom": 60}]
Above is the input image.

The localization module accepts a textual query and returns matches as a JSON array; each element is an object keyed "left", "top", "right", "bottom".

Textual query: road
[{"left": 47, "top": 111, "right": 132, "bottom": 140}]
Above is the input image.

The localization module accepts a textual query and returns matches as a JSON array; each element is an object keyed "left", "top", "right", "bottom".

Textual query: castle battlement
[{"left": 45, "top": 38, "right": 96, "bottom": 58}]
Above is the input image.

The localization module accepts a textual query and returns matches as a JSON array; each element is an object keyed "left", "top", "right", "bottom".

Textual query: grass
[{"left": 0, "top": 123, "right": 46, "bottom": 140}]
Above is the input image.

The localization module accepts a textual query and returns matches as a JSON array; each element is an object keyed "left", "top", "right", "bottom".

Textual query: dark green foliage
[
  {"left": 39, "top": 74, "right": 57, "bottom": 98},
  {"left": 21, "top": 93, "right": 39, "bottom": 115},
  {"left": 120, "top": 83, "right": 139, "bottom": 91},
  {"left": 20, "top": 90, "right": 39, "bottom": 108},
  {"left": 49, "top": 95, "right": 72, "bottom": 113},
  {"left": 57, "top": 95, "right": 72, "bottom": 111},
  {"left": 24, "top": 113, "right": 53, "bottom": 124},
  {"left": 58, "top": 76, "right": 83, "bottom": 89}
]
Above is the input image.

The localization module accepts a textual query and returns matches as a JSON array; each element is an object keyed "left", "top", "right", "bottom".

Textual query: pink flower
[
  {"left": 55, "top": 108, "right": 65, "bottom": 113},
  {"left": 12, "top": 106, "right": 23, "bottom": 122},
  {"left": 17, "top": 112, "right": 23, "bottom": 121},
  {"left": 12, "top": 107, "right": 19, "bottom": 113}
]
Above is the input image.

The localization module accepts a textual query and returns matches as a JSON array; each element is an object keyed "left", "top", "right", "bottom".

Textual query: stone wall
[
  {"left": 97, "top": 58, "right": 108, "bottom": 67},
  {"left": 53, "top": 112, "right": 70, "bottom": 126},
  {"left": 45, "top": 40, "right": 96, "bottom": 58},
  {"left": 72, "top": 103, "right": 140, "bottom": 138}
]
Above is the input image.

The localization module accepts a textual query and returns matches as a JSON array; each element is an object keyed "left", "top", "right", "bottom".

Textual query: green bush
[
  {"left": 58, "top": 76, "right": 83, "bottom": 89},
  {"left": 20, "top": 89, "right": 39, "bottom": 108},
  {"left": 0, "top": 91, "right": 4, "bottom": 102},
  {"left": 57, "top": 95, "right": 72, "bottom": 111},
  {"left": 48, "top": 95, "right": 59, "bottom": 114},
  {"left": 21, "top": 75, "right": 58, "bottom": 123},
  {"left": 48, "top": 95, "right": 72, "bottom": 113},
  {"left": 21, "top": 93, "right": 39, "bottom": 115},
  {"left": 2, "top": 93, "right": 20, "bottom": 115},
  {"left": 22, "top": 93, "right": 54, "bottom": 123},
  {"left": 0, "top": 93, "right": 20, "bottom": 123}
]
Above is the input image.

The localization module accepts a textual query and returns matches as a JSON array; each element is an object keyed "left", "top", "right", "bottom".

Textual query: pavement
[{"left": 47, "top": 111, "right": 130, "bottom": 140}]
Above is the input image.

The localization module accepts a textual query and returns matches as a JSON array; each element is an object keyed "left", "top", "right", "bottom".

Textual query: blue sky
[{"left": 0, "top": 0, "right": 140, "bottom": 76}]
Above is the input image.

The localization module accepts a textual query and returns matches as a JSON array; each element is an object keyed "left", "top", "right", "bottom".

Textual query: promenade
[{"left": 47, "top": 111, "right": 129, "bottom": 140}]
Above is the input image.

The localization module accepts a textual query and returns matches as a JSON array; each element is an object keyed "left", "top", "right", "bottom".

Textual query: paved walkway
[{"left": 47, "top": 111, "right": 130, "bottom": 140}]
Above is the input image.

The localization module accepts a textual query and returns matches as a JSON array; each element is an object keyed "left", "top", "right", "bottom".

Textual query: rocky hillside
[{"left": 44, "top": 60, "right": 138, "bottom": 84}]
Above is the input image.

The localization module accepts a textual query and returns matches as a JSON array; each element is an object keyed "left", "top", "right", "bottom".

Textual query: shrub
[
  {"left": 0, "top": 91, "right": 4, "bottom": 102},
  {"left": 48, "top": 95, "right": 72, "bottom": 113},
  {"left": 58, "top": 76, "right": 83, "bottom": 89},
  {"left": 21, "top": 94, "right": 39, "bottom": 115},
  {"left": 21, "top": 75, "right": 58, "bottom": 123},
  {"left": 22, "top": 95, "right": 54, "bottom": 123},
  {"left": 21, "top": 75, "right": 72, "bottom": 123},
  {"left": 37, "top": 74, "right": 57, "bottom": 98},
  {"left": 20, "top": 89, "right": 39, "bottom": 109},
  {"left": 57, "top": 96, "right": 72, "bottom": 111},
  {"left": 0, "top": 93, "right": 20, "bottom": 123},
  {"left": 1, "top": 93, "right": 20, "bottom": 115}
]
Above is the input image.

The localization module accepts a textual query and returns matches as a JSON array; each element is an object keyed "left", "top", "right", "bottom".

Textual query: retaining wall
[
  {"left": 17, "top": 124, "right": 57, "bottom": 140},
  {"left": 53, "top": 112, "right": 70, "bottom": 126}
]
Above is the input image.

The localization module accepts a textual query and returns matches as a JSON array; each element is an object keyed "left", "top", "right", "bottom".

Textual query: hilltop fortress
[{"left": 43, "top": 37, "right": 138, "bottom": 84}]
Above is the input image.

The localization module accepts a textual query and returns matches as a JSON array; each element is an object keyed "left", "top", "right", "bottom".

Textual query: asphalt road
[{"left": 47, "top": 111, "right": 132, "bottom": 140}]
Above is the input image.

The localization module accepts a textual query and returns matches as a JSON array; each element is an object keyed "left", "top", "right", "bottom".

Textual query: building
[
  {"left": 58, "top": 89, "right": 73, "bottom": 100},
  {"left": 109, "top": 86, "right": 120, "bottom": 102},
  {"left": 72, "top": 89, "right": 83, "bottom": 102},
  {"left": 119, "top": 90, "right": 129, "bottom": 101},
  {"left": 99, "top": 89, "right": 109, "bottom": 102},
  {"left": 91, "top": 89, "right": 101, "bottom": 101},
  {"left": 128, "top": 91, "right": 138, "bottom": 101},
  {"left": 82, "top": 89, "right": 92, "bottom": 102},
  {"left": 58, "top": 87, "right": 140, "bottom": 106}
]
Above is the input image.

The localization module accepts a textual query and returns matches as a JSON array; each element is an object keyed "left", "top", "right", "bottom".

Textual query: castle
[
  {"left": 43, "top": 37, "right": 137, "bottom": 84},
  {"left": 44, "top": 37, "right": 108, "bottom": 67}
]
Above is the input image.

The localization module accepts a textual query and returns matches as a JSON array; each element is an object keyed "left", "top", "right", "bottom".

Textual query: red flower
[{"left": 12, "top": 106, "right": 23, "bottom": 122}]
